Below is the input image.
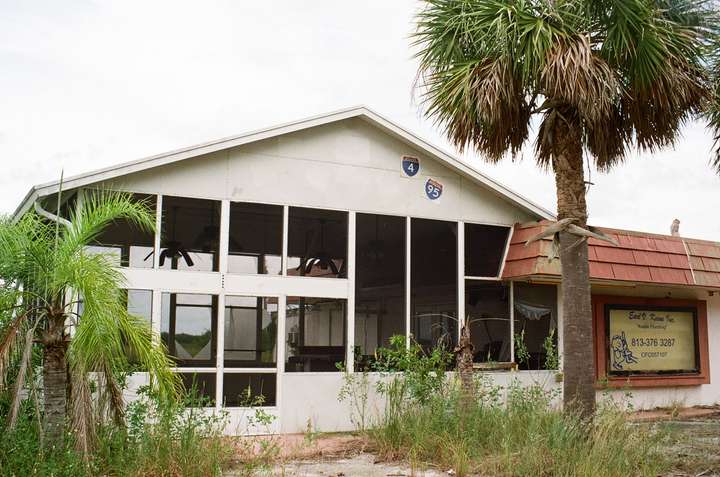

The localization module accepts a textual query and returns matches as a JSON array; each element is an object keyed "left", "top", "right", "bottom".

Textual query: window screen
[
  {"left": 161, "top": 293, "right": 217, "bottom": 367},
  {"left": 285, "top": 297, "right": 347, "bottom": 372},
  {"left": 411, "top": 218, "right": 457, "bottom": 352},
  {"left": 287, "top": 207, "right": 347, "bottom": 278},
  {"left": 464, "top": 223, "right": 510, "bottom": 277},
  {"left": 355, "top": 213, "right": 406, "bottom": 367},
  {"left": 160, "top": 196, "right": 221, "bottom": 272},
  {"left": 228, "top": 202, "right": 283, "bottom": 275},
  {"left": 224, "top": 296, "right": 278, "bottom": 367}
]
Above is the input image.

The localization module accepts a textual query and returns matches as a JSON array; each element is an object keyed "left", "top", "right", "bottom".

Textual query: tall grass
[
  {"left": 364, "top": 337, "right": 668, "bottom": 477},
  {"left": 370, "top": 378, "right": 669, "bottom": 477}
]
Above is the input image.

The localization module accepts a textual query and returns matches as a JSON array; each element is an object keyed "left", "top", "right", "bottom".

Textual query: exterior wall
[
  {"left": 591, "top": 284, "right": 720, "bottom": 409},
  {"left": 125, "top": 369, "right": 561, "bottom": 435},
  {"left": 104, "top": 118, "right": 534, "bottom": 225}
]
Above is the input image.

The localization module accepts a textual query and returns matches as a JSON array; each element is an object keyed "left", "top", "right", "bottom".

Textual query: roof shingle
[{"left": 502, "top": 220, "right": 720, "bottom": 289}]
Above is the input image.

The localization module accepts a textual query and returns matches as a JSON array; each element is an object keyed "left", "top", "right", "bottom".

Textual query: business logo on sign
[
  {"left": 425, "top": 178, "right": 443, "bottom": 200},
  {"left": 401, "top": 155, "right": 420, "bottom": 177}
]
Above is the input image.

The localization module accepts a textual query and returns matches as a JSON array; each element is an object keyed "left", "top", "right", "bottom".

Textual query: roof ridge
[{"left": 13, "top": 106, "right": 555, "bottom": 222}]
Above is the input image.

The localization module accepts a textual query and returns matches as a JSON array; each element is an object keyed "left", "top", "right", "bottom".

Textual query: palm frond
[
  {"left": 420, "top": 58, "right": 531, "bottom": 159},
  {"left": 0, "top": 311, "right": 30, "bottom": 392},
  {"left": 6, "top": 325, "right": 35, "bottom": 430},
  {"left": 66, "top": 252, "right": 179, "bottom": 405},
  {"left": 414, "top": 0, "right": 557, "bottom": 158},
  {"left": 61, "top": 190, "right": 155, "bottom": 261},
  {"left": 541, "top": 35, "right": 619, "bottom": 125},
  {"left": 69, "top": 364, "right": 96, "bottom": 458}
]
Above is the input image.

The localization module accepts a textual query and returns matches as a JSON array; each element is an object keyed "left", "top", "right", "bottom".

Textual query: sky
[{"left": 1, "top": 0, "right": 719, "bottom": 240}]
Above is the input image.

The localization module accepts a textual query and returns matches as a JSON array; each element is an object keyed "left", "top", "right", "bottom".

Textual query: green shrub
[
  {"left": 93, "top": 386, "right": 233, "bottom": 476},
  {"left": 0, "top": 413, "right": 87, "bottom": 477},
  {"left": 0, "top": 386, "right": 234, "bottom": 477},
  {"left": 373, "top": 335, "right": 452, "bottom": 404}
]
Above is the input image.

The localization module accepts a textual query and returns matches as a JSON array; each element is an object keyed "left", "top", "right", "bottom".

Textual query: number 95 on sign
[{"left": 425, "top": 178, "right": 443, "bottom": 200}]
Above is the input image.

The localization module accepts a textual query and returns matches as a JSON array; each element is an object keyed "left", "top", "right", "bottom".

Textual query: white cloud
[{"left": 1, "top": 0, "right": 718, "bottom": 240}]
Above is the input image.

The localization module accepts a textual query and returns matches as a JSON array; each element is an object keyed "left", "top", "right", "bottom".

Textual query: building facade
[{"left": 15, "top": 107, "right": 720, "bottom": 434}]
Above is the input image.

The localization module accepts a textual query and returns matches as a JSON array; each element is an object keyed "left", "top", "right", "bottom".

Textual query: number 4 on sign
[{"left": 402, "top": 155, "right": 420, "bottom": 177}]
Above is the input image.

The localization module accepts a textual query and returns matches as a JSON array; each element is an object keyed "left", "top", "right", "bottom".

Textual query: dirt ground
[{"left": 225, "top": 407, "right": 720, "bottom": 477}]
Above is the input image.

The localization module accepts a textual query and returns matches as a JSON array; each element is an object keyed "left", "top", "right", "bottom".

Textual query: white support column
[
  {"left": 216, "top": 200, "right": 230, "bottom": 408},
  {"left": 457, "top": 221, "right": 465, "bottom": 337},
  {"left": 153, "top": 195, "right": 162, "bottom": 269},
  {"left": 219, "top": 200, "right": 230, "bottom": 276},
  {"left": 509, "top": 281, "right": 515, "bottom": 363},
  {"left": 281, "top": 205, "right": 289, "bottom": 276},
  {"left": 556, "top": 283, "right": 564, "bottom": 370},
  {"left": 346, "top": 212, "right": 356, "bottom": 372},
  {"left": 276, "top": 295, "right": 286, "bottom": 412},
  {"left": 405, "top": 216, "right": 411, "bottom": 349},
  {"left": 215, "top": 293, "right": 225, "bottom": 410},
  {"left": 151, "top": 290, "right": 162, "bottom": 345}
]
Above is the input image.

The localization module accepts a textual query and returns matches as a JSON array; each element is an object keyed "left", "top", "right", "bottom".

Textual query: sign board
[
  {"left": 401, "top": 155, "right": 420, "bottom": 177},
  {"left": 425, "top": 178, "right": 443, "bottom": 200},
  {"left": 607, "top": 307, "right": 697, "bottom": 374}
]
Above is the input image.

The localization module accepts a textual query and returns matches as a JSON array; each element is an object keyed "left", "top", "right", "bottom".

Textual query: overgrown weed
[
  {"left": 0, "top": 386, "right": 234, "bottom": 477},
  {"left": 366, "top": 337, "right": 669, "bottom": 477}
]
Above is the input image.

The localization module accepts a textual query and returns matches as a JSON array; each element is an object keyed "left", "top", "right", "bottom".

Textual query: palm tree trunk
[
  {"left": 455, "top": 324, "right": 475, "bottom": 409},
  {"left": 43, "top": 313, "right": 68, "bottom": 445},
  {"left": 552, "top": 114, "right": 596, "bottom": 417}
]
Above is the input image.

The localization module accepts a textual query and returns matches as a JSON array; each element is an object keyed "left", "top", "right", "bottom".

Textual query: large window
[
  {"left": 287, "top": 207, "right": 347, "bottom": 278},
  {"left": 411, "top": 218, "right": 457, "bottom": 352},
  {"left": 228, "top": 202, "right": 283, "bottom": 275},
  {"left": 514, "top": 283, "right": 558, "bottom": 370},
  {"left": 466, "top": 282, "right": 510, "bottom": 363},
  {"left": 354, "top": 213, "right": 405, "bottom": 367},
  {"left": 87, "top": 193, "right": 156, "bottom": 268},
  {"left": 285, "top": 297, "right": 346, "bottom": 372},
  {"left": 464, "top": 223, "right": 510, "bottom": 277},
  {"left": 160, "top": 196, "right": 221, "bottom": 272},
  {"left": 161, "top": 293, "right": 217, "bottom": 367},
  {"left": 224, "top": 296, "right": 278, "bottom": 367}
]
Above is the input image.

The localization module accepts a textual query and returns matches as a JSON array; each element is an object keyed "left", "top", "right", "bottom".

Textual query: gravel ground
[{"left": 255, "top": 453, "right": 449, "bottom": 477}]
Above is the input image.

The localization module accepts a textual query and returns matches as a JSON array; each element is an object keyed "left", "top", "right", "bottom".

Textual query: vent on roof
[{"left": 671, "top": 219, "right": 680, "bottom": 237}]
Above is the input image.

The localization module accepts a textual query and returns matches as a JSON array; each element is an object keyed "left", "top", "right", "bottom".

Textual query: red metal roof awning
[{"left": 502, "top": 220, "right": 720, "bottom": 289}]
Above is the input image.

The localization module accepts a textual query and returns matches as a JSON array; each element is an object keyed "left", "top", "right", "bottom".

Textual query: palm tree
[
  {"left": 0, "top": 190, "right": 178, "bottom": 451},
  {"left": 707, "top": 47, "right": 720, "bottom": 173},
  {"left": 414, "top": 0, "right": 716, "bottom": 415}
]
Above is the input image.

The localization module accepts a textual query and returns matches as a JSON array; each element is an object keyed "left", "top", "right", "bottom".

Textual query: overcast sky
[{"left": 2, "top": 1, "right": 719, "bottom": 240}]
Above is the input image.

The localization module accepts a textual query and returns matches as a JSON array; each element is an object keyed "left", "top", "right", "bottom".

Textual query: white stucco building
[{"left": 14, "top": 107, "right": 720, "bottom": 434}]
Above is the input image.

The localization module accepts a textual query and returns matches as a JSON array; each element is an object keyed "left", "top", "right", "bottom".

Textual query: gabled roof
[
  {"left": 13, "top": 106, "right": 555, "bottom": 221},
  {"left": 503, "top": 220, "right": 720, "bottom": 290}
]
